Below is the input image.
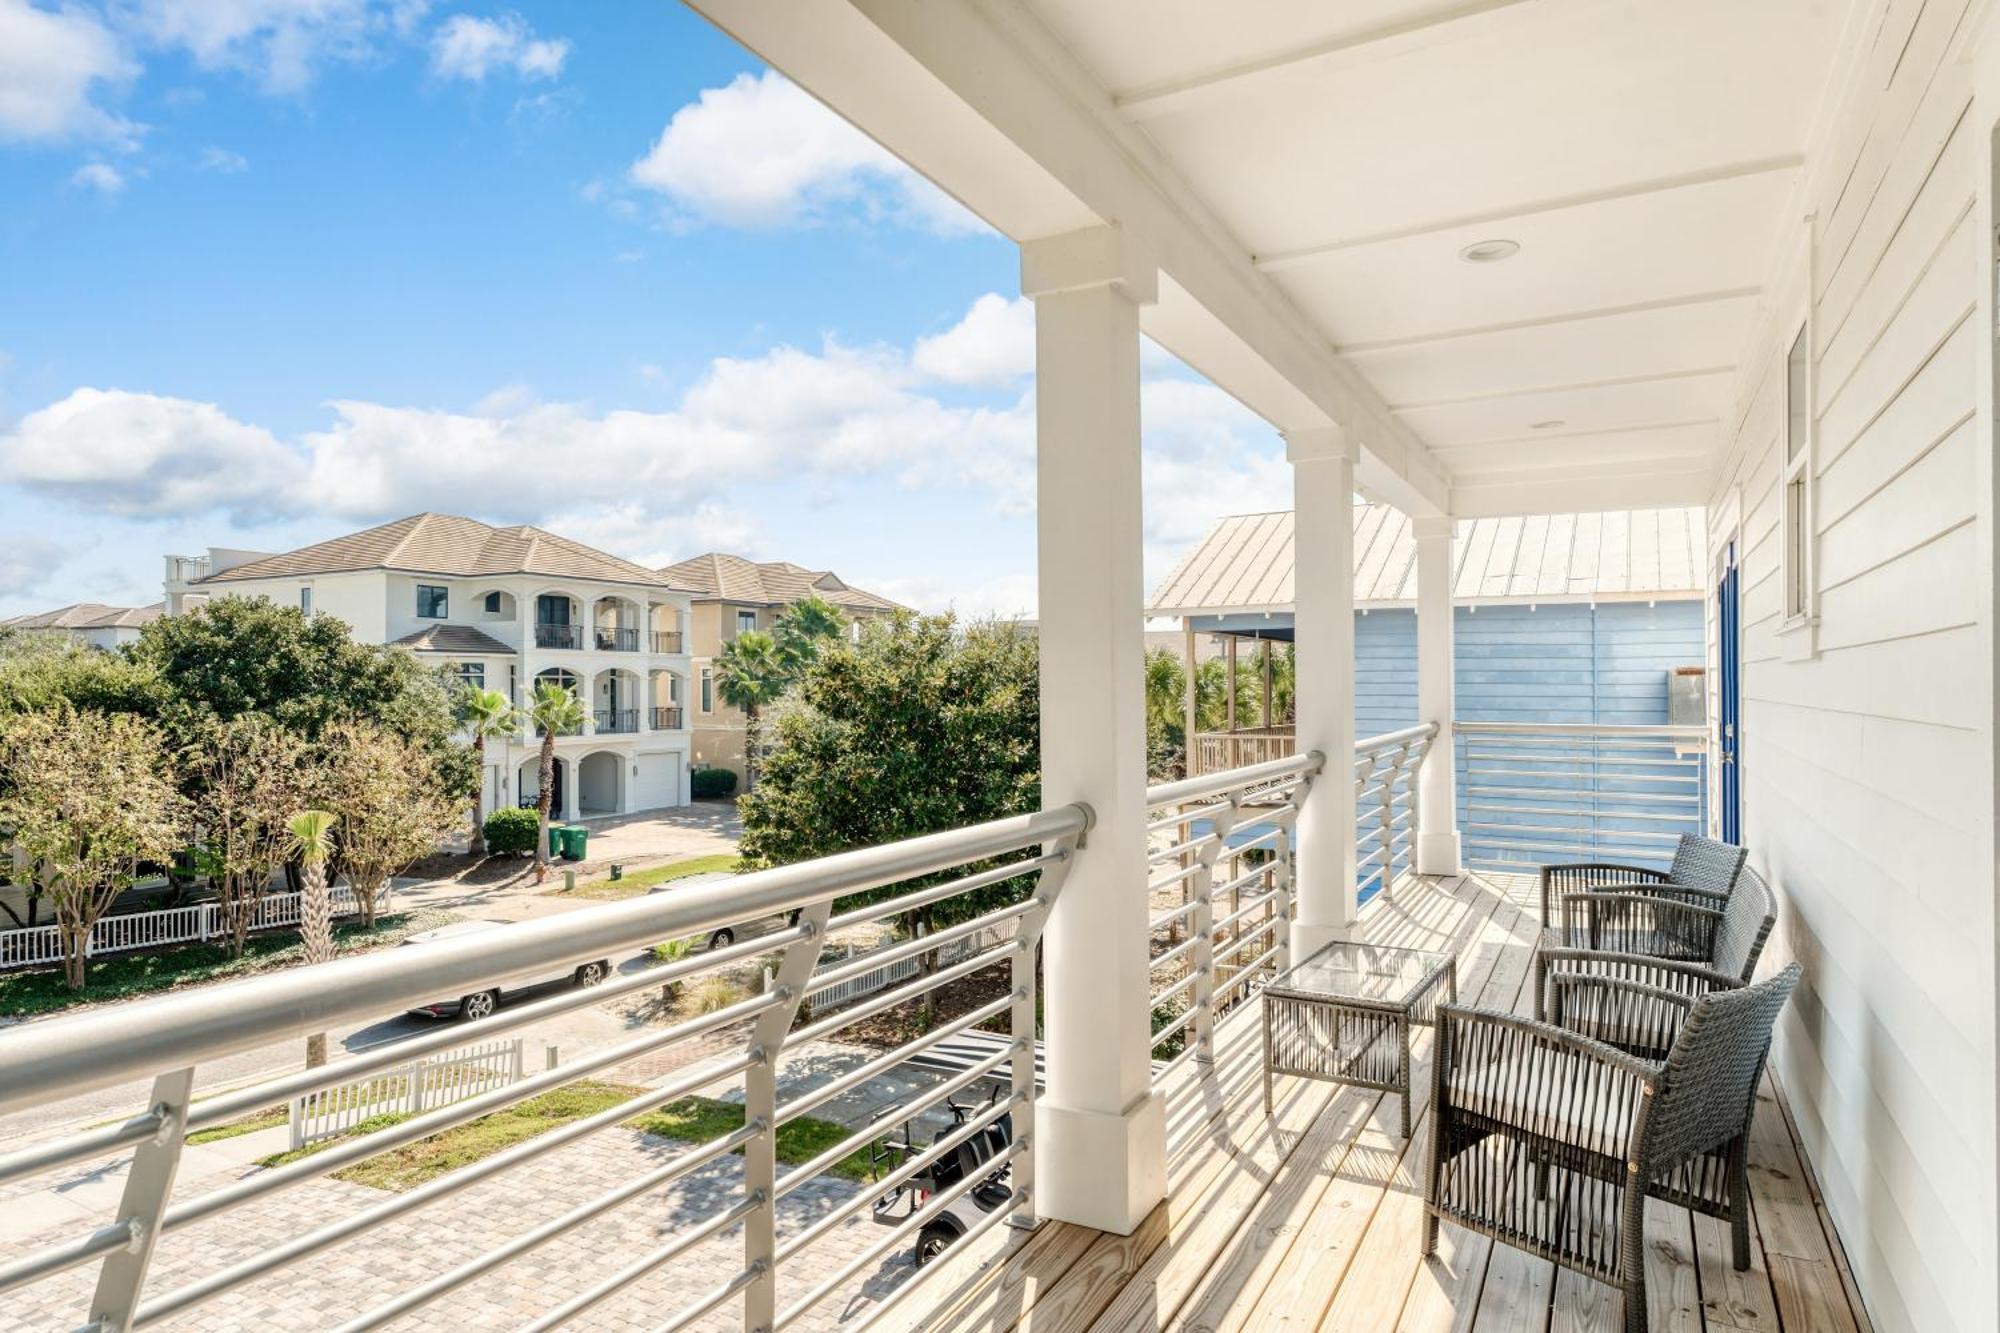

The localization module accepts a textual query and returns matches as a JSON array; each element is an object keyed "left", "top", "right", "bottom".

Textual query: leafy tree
[
  {"left": 319, "top": 720, "right": 464, "bottom": 923},
  {"left": 1143, "top": 647, "right": 1188, "bottom": 778},
  {"left": 0, "top": 707, "right": 185, "bottom": 989},
  {"left": 183, "top": 715, "right": 309, "bottom": 956},
  {"left": 526, "top": 681, "right": 586, "bottom": 883},
  {"left": 288, "top": 809, "right": 339, "bottom": 1066},
  {"left": 0, "top": 633, "right": 161, "bottom": 719},
  {"left": 714, "top": 629, "right": 789, "bottom": 791},
  {"left": 457, "top": 685, "right": 522, "bottom": 857},
  {"left": 772, "top": 595, "right": 847, "bottom": 673},
  {"left": 740, "top": 613, "right": 1041, "bottom": 957}
]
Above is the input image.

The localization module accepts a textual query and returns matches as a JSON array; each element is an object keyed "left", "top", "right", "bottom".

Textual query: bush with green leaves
[
  {"left": 690, "top": 767, "right": 738, "bottom": 799},
  {"left": 482, "top": 806, "right": 540, "bottom": 856}
]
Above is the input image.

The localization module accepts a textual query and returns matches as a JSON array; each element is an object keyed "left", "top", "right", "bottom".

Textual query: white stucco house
[
  {"left": 164, "top": 513, "right": 697, "bottom": 820},
  {"left": 0, "top": 602, "right": 162, "bottom": 651}
]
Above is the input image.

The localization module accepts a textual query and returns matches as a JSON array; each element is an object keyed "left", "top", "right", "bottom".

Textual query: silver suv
[{"left": 401, "top": 920, "right": 612, "bottom": 1022}]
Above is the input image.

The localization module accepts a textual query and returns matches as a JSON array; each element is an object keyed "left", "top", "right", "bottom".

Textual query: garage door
[{"left": 632, "top": 752, "right": 683, "bottom": 811}]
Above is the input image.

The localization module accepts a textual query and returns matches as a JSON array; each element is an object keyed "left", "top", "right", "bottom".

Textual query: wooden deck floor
[{"left": 877, "top": 871, "right": 1874, "bottom": 1333}]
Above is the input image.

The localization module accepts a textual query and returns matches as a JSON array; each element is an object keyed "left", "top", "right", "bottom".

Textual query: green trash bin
[
  {"left": 562, "top": 826, "right": 588, "bottom": 861},
  {"left": 547, "top": 824, "right": 567, "bottom": 857}
]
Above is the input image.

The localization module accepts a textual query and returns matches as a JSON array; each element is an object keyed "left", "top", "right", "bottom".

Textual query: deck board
[{"left": 913, "top": 871, "right": 1874, "bottom": 1333}]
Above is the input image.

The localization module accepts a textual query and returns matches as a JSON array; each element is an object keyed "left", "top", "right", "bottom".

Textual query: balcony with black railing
[
  {"left": 594, "top": 708, "right": 639, "bottom": 734},
  {"left": 594, "top": 626, "right": 640, "bottom": 653},
  {"left": 534, "top": 623, "right": 584, "bottom": 651},
  {"left": 650, "top": 705, "right": 684, "bottom": 730},
  {"left": 651, "top": 630, "right": 684, "bottom": 654}
]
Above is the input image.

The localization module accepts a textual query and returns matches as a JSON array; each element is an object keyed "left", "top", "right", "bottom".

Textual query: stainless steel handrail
[
  {"left": 0, "top": 800, "right": 1093, "bottom": 1333},
  {"left": 0, "top": 802, "right": 1090, "bottom": 1115}
]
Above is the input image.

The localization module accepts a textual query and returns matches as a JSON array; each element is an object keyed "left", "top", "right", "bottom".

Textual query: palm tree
[
  {"left": 1142, "top": 647, "right": 1188, "bottom": 775},
  {"left": 714, "top": 629, "right": 789, "bottom": 791},
  {"left": 288, "top": 809, "right": 339, "bottom": 1067},
  {"left": 773, "top": 594, "right": 846, "bottom": 673},
  {"left": 459, "top": 685, "right": 521, "bottom": 857},
  {"left": 527, "top": 681, "right": 587, "bottom": 883}
]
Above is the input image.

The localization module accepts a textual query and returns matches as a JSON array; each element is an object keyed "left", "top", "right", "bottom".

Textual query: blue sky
[{"left": 0, "top": 0, "right": 1288, "bottom": 619}]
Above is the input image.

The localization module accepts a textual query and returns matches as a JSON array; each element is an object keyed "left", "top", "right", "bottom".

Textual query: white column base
[
  {"left": 1416, "top": 830, "right": 1463, "bottom": 877},
  {"left": 1035, "top": 1091, "right": 1167, "bottom": 1235},
  {"left": 1290, "top": 919, "right": 1356, "bottom": 961}
]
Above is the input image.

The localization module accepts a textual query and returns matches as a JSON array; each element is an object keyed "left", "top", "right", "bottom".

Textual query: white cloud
[
  {"left": 0, "top": 387, "right": 304, "bottom": 517},
  {"left": 0, "top": 293, "right": 1288, "bottom": 608},
  {"left": 69, "top": 162, "right": 125, "bottom": 193},
  {"left": 913, "top": 294, "right": 1033, "bottom": 390},
  {"left": 870, "top": 571, "right": 1038, "bottom": 621},
  {"left": 628, "top": 70, "right": 980, "bottom": 234},
  {"left": 124, "top": 0, "right": 405, "bottom": 94},
  {"left": 0, "top": 536, "right": 62, "bottom": 599},
  {"left": 0, "top": 0, "right": 139, "bottom": 146},
  {"left": 197, "top": 145, "right": 248, "bottom": 172},
  {"left": 429, "top": 12, "right": 567, "bottom": 82}
]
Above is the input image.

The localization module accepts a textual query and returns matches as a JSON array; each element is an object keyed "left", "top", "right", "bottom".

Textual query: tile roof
[
  {"left": 1, "top": 602, "right": 164, "bottom": 630},
  {"left": 196, "top": 514, "right": 683, "bottom": 590},
  {"left": 1148, "top": 504, "right": 1707, "bottom": 616},
  {"left": 654, "top": 553, "right": 905, "bottom": 613},
  {"left": 388, "top": 624, "right": 518, "bottom": 655}
]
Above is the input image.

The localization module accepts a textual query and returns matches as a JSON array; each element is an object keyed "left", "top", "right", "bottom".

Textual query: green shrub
[
  {"left": 483, "top": 806, "right": 540, "bottom": 855},
  {"left": 691, "top": 767, "right": 738, "bottom": 799}
]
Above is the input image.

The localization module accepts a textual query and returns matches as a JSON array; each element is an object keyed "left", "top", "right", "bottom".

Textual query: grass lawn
[
  {"left": 186, "top": 1106, "right": 288, "bottom": 1145},
  {"left": 628, "top": 1095, "right": 875, "bottom": 1181},
  {"left": 250, "top": 1083, "right": 874, "bottom": 1191},
  {"left": 0, "top": 909, "right": 459, "bottom": 1019},
  {"left": 544, "top": 854, "right": 742, "bottom": 901}
]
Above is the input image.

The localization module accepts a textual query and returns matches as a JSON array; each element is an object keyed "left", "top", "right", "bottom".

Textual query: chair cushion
[{"left": 1448, "top": 1050, "right": 1642, "bottom": 1159}]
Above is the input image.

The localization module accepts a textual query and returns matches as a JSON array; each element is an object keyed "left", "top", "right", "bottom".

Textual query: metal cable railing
[
  {"left": 1455, "top": 721, "right": 1707, "bottom": 871},
  {"left": 1353, "top": 723, "right": 1438, "bottom": 901},
  {"left": 0, "top": 804, "right": 1088, "bottom": 1333},
  {"left": 1142, "top": 752, "right": 1323, "bottom": 1079}
]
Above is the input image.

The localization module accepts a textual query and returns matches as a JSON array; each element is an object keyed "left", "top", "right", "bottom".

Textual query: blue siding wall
[
  {"left": 1350, "top": 600, "right": 1704, "bottom": 888},
  {"left": 1352, "top": 601, "right": 1703, "bottom": 730}
]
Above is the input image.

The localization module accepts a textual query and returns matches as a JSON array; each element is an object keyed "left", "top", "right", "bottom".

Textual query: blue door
[{"left": 1716, "top": 541, "right": 1742, "bottom": 843}]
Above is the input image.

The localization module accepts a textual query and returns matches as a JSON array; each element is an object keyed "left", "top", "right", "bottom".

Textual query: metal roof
[{"left": 1149, "top": 505, "right": 1707, "bottom": 616}]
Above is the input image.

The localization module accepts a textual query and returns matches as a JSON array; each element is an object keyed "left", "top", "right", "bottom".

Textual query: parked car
[
  {"left": 401, "top": 920, "right": 611, "bottom": 1022},
  {"left": 646, "top": 880, "right": 800, "bottom": 952}
]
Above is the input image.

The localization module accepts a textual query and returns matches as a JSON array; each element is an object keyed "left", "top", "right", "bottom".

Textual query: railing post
[
  {"left": 1272, "top": 819, "right": 1295, "bottom": 975},
  {"left": 1011, "top": 826, "right": 1084, "bottom": 1231},
  {"left": 1378, "top": 746, "right": 1402, "bottom": 895},
  {"left": 1191, "top": 798, "right": 1239, "bottom": 1067},
  {"left": 741, "top": 901, "right": 832, "bottom": 1333},
  {"left": 88, "top": 1067, "right": 194, "bottom": 1332}
]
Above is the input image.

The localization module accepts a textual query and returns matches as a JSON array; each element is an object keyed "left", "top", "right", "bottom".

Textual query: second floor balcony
[
  {"left": 650, "top": 705, "right": 684, "bottom": 730},
  {"left": 594, "top": 707, "right": 639, "bottom": 734}
]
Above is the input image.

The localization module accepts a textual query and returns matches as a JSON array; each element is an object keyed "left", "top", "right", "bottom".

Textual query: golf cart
[{"left": 869, "top": 1087, "right": 1016, "bottom": 1266}]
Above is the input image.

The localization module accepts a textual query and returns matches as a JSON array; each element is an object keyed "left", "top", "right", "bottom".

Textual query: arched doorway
[
  {"left": 578, "top": 750, "right": 623, "bottom": 816},
  {"left": 518, "top": 756, "right": 567, "bottom": 818}
]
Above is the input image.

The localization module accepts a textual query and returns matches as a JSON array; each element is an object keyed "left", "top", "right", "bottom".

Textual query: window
[
  {"left": 1781, "top": 324, "right": 1813, "bottom": 623},
  {"left": 299, "top": 587, "right": 312, "bottom": 616},
  {"left": 700, "top": 667, "right": 713, "bottom": 713},
  {"left": 457, "top": 662, "right": 485, "bottom": 690},
  {"left": 736, "top": 609, "right": 758, "bottom": 635},
  {"left": 417, "top": 584, "right": 448, "bottom": 619},
  {"left": 483, "top": 591, "right": 502, "bottom": 614}
]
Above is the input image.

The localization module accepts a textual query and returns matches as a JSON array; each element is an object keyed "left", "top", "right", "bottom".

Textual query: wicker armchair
[
  {"left": 1539, "top": 833, "right": 1747, "bottom": 931},
  {"left": 1555, "top": 864, "right": 1775, "bottom": 970},
  {"left": 1425, "top": 963, "right": 1801, "bottom": 1333}
]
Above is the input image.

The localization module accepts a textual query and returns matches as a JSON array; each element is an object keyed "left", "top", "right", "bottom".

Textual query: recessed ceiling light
[
  {"left": 1458, "top": 238, "right": 1520, "bottom": 263},
  {"left": 1529, "top": 419, "right": 1566, "bottom": 430}
]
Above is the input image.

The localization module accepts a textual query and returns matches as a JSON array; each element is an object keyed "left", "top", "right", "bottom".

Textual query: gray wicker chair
[
  {"left": 1555, "top": 863, "right": 1775, "bottom": 969},
  {"left": 1425, "top": 963, "right": 1801, "bottom": 1333},
  {"left": 1539, "top": 833, "right": 1747, "bottom": 931}
]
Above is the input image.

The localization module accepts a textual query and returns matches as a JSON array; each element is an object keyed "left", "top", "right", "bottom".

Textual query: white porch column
[
  {"left": 1414, "top": 516, "right": 1463, "bottom": 874},
  {"left": 1023, "top": 225, "right": 1165, "bottom": 1235},
  {"left": 1286, "top": 427, "right": 1357, "bottom": 956}
]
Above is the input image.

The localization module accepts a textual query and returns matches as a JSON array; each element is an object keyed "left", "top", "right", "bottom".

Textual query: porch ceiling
[{"left": 690, "top": 0, "right": 1855, "bottom": 518}]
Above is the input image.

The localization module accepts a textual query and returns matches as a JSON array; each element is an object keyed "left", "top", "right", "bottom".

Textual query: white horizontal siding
[{"left": 1708, "top": 3, "right": 1995, "bottom": 1331}]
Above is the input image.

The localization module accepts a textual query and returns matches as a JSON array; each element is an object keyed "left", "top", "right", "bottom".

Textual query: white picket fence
[
  {"left": 796, "top": 924, "right": 1012, "bottom": 1011},
  {"left": 288, "top": 1036, "right": 526, "bottom": 1150},
  {"left": 0, "top": 883, "right": 390, "bottom": 972}
]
